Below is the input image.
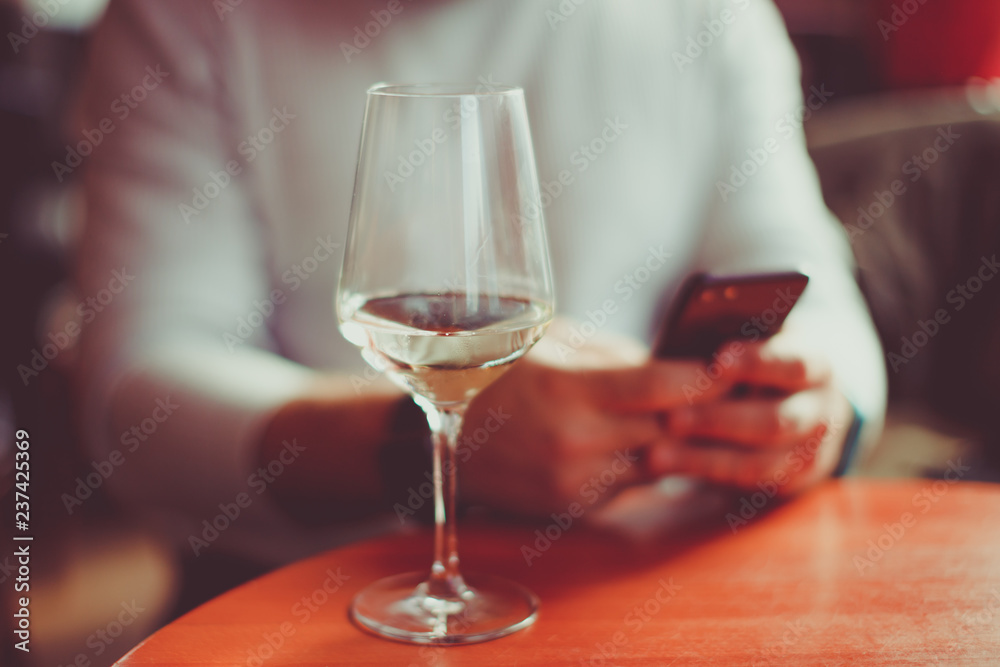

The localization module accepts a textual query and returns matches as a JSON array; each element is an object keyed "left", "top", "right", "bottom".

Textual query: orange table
[{"left": 115, "top": 480, "right": 1000, "bottom": 665}]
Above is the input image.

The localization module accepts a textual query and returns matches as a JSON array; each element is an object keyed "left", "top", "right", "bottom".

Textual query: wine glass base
[{"left": 349, "top": 571, "right": 539, "bottom": 645}]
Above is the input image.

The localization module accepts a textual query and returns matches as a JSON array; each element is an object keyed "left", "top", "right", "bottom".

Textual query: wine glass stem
[{"left": 423, "top": 403, "right": 468, "bottom": 600}]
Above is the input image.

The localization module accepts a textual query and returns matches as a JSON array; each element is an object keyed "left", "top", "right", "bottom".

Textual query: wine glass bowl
[
  {"left": 342, "top": 292, "right": 551, "bottom": 407},
  {"left": 337, "top": 83, "right": 554, "bottom": 644}
]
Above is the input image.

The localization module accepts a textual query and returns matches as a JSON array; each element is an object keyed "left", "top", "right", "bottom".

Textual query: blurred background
[{"left": 0, "top": 0, "right": 998, "bottom": 665}]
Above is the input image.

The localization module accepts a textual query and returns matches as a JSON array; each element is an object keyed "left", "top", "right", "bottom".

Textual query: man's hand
[
  {"left": 460, "top": 319, "right": 739, "bottom": 516},
  {"left": 651, "top": 331, "right": 854, "bottom": 495}
]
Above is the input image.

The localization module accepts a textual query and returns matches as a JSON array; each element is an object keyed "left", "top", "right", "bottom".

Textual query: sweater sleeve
[
  {"left": 73, "top": 0, "right": 327, "bottom": 560},
  {"left": 693, "top": 0, "right": 887, "bottom": 454}
]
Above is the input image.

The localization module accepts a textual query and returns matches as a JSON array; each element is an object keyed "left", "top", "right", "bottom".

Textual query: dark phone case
[{"left": 653, "top": 271, "right": 809, "bottom": 359}]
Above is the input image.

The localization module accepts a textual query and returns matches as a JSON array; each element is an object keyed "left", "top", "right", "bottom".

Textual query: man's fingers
[
  {"left": 575, "top": 358, "right": 740, "bottom": 411},
  {"left": 650, "top": 394, "right": 851, "bottom": 492},
  {"left": 649, "top": 439, "right": 830, "bottom": 492},
  {"left": 734, "top": 334, "right": 831, "bottom": 392},
  {"left": 648, "top": 441, "right": 782, "bottom": 489},
  {"left": 668, "top": 390, "right": 829, "bottom": 450}
]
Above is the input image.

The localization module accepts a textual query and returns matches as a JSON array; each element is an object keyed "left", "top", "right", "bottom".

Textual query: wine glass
[{"left": 336, "top": 83, "right": 555, "bottom": 644}]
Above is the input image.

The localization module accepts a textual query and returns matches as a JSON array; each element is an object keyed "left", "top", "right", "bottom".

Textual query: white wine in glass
[{"left": 336, "top": 83, "right": 555, "bottom": 644}]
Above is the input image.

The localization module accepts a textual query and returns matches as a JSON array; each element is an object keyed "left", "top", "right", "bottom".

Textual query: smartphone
[{"left": 653, "top": 270, "right": 809, "bottom": 359}]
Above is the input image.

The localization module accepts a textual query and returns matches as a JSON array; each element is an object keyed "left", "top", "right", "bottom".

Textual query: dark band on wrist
[
  {"left": 378, "top": 397, "right": 435, "bottom": 524},
  {"left": 832, "top": 404, "right": 864, "bottom": 477}
]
